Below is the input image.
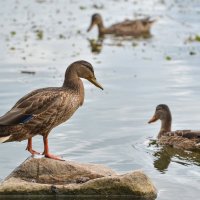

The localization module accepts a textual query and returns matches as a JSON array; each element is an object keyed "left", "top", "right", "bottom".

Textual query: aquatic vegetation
[
  {"left": 194, "top": 35, "right": 200, "bottom": 42},
  {"left": 59, "top": 34, "right": 66, "bottom": 39},
  {"left": 79, "top": 6, "right": 86, "bottom": 10},
  {"left": 35, "top": 30, "right": 44, "bottom": 40},
  {"left": 165, "top": 56, "right": 172, "bottom": 60},
  {"left": 10, "top": 31, "right": 16, "bottom": 36},
  {"left": 186, "top": 34, "right": 200, "bottom": 43},
  {"left": 10, "top": 47, "right": 15, "bottom": 51}
]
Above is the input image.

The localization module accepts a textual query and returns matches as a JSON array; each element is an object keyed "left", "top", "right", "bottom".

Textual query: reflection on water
[
  {"left": 88, "top": 38, "right": 103, "bottom": 54},
  {"left": 149, "top": 141, "right": 200, "bottom": 173},
  {"left": 88, "top": 33, "right": 153, "bottom": 54}
]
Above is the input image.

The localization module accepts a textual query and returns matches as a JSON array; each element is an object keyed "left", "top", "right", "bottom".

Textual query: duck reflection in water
[
  {"left": 149, "top": 141, "right": 200, "bottom": 173},
  {"left": 88, "top": 38, "right": 104, "bottom": 54}
]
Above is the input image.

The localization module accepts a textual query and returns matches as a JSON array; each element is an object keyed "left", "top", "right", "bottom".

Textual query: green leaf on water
[
  {"left": 10, "top": 47, "right": 15, "bottom": 50},
  {"left": 165, "top": 56, "right": 172, "bottom": 61},
  {"left": 10, "top": 31, "right": 16, "bottom": 36},
  {"left": 195, "top": 35, "right": 200, "bottom": 42},
  {"left": 79, "top": 6, "right": 86, "bottom": 10},
  {"left": 186, "top": 34, "right": 200, "bottom": 43},
  {"left": 35, "top": 30, "right": 43, "bottom": 40}
]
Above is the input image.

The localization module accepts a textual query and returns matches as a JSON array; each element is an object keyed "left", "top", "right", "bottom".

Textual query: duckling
[
  {"left": 87, "top": 13, "right": 155, "bottom": 37},
  {"left": 0, "top": 60, "right": 103, "bottom": 160},
  {"left": 148, "top": 104, "right": 200, "bottom": 151}
]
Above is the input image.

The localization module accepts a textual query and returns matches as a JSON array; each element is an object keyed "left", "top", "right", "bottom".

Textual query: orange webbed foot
[
  {"left": 26, "top": 148, "right": 41, "bottom": 155},
  {"left": 26, "top": 138, "right": 41, "bottom": 155},
  {"left": 44, "top": 153, "right": 65, "bottom": 161}
]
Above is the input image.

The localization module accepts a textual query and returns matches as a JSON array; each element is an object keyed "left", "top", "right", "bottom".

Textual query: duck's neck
[
  {"left": 62, "top": 69, "right": 84, "bottom": 105},
  {"left": 62, "top": 67, "right": 82, "bottom": 89},
  {"left": 97, "top": 21, "right": 106, "bottom": 36},
  {"left": 63, "top": 67, "right": 78, "bottom": 86},
  {"left": 158, "top": 116, "right": 172, "bottom": 139}
]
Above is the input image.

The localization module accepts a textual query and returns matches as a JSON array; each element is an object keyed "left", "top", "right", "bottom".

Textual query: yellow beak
[
  {"left": 89, "top": 78, "right": 103, "bottom": 90},
  {"left": 87, "top": 22, "right": 94, "bottom": 32},
  {"left": 148, "top": 114, "right": 159, "bottom": 124}
]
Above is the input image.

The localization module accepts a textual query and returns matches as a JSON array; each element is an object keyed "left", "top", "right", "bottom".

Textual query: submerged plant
[
  {"left": 35, "top": 30, "right": 44, "bottom": 40},
  {"left": 165, "top": 56, "right": 172, "bottom": 61},
  {"left": 10, "top": 31, "right": 16, "bottom": 36}
]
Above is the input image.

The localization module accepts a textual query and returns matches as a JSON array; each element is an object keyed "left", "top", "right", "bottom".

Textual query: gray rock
[{"left": 0, "top": 157, "right": 157, "bottom": 199}]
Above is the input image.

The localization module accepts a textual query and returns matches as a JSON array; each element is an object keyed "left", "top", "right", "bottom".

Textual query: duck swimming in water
[
  {"left": 148, "top": 104, "right": 200, "bottom": 151},
  {"left": 87, "top": 13, "right": 156, "bottom": 37},
  {"left": 0, "top": 60, "right": 103, "bottom": 160}
]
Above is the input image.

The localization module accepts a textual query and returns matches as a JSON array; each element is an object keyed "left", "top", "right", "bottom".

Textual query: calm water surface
[{"left": 0, "top": 0, "right": 200, "bottom": 199}]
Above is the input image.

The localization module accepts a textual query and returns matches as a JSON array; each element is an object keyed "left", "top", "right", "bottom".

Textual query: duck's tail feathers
[
  {"left": 149, "top": 19, "right": 157, "bottom": 24},
  {"left": 144, "top": 16, "right": 158, "bottom": 24},
  {"left": 0, "top": 135, "right": 11, "bottom": 143},
  {"left": 147, "top": 17, "right": 158, "bottom": 25},
  {"left": 141, "top": 17, "right": 157, "bottom": 27}
]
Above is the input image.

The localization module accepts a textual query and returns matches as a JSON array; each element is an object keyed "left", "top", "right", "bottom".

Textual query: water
[{"left": 0, "top": 0, "right": 200, "bottom": 199}]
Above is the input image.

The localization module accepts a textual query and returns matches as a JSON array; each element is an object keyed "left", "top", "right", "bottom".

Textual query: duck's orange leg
[
  {"left": 42, "top": 136, "right": 64, "bottom": 161},
  {"left": 26, "top": 138, "right": 41, "bottom": 155}
]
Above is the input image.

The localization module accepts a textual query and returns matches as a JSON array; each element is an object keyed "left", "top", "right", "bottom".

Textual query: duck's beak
[
  {"left": 148, "top": 114, "right": 158, "bottom": 124},
  {"left": 87, "top": 22, "right": 94, "bottom": 32},
  {"left": 89, "top": 77, "right": 103, "bottom": 90}
]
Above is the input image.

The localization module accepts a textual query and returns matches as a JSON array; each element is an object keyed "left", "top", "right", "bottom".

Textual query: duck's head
[
  {"left": 64, "top": 60, "right": 103, "bottom": 90},
  {"left": 148, "top": 104, "right": 171, "bottom": 124},
  {"left": 87, "top": 13, "right": 103, "bottom": 32},
  {"left": 148, "top": 104, "right": 172, "bottom": 137}
]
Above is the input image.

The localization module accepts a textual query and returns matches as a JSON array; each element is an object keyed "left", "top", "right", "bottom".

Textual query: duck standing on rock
[
  {"left": 148, "top": 104, "right": 200, "bottom": 151},
  {"left": 87, "top": 13, "right": 156, "bottom": 37},
  {"left": 0, "top": 60, "right": 103, "bottom": 160}
]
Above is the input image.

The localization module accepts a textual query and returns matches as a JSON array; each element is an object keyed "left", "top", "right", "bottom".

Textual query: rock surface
[{"left": 0, "top": 157, "right": 157, "bottom": 199}]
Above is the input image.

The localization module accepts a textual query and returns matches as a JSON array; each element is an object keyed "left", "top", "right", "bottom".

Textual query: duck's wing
[
  {"left": 181, "top": 131, "right": 200, "bottom": 139},
  {"left": 110, "top": 20, "right": 137, "bottom": 29},
  {"left": 111, "top": 18, "right": 155, "bottom": 28},
  {"left": 109, "top": 20, "right": 138, "bottom": 35},
  {"left": 12, "top": 88, "right": 48, "bottom": 108},
  {"left": 0, "top": 108, "right": 33, "bottom": 125},
  {"left": 0, "top": 88, "right": 64, "bottom": 126},
  {"left": 109, "top": 18, "right": 155, "bottom": 36},
  {"left": 165, "top": 130, "right": 200, "bottom": 139}
]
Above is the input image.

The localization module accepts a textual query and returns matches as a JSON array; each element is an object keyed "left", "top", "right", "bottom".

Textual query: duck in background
[
  {"left": 148, "top": 104, "right": 200, "bottom": 151},
  {"left": 0, "top": 60, "right": 103, "bottom": 160},
  {"left": 87, "top": 13, "right": 156, "bottom": 37}
]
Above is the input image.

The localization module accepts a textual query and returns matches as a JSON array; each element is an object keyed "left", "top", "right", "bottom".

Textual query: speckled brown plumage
[
  {"left": 87, "top": 13, "right": 156, "bottom": 37},
  {"left": 0, "top": 60, "right": 103, "bottom": 160},
  {"left": 148, "top": 104, "right": 200, "bottom": 151}
]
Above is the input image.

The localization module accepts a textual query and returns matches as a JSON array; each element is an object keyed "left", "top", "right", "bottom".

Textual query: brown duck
[
  {"left": 148, "top": 104, "right": 200, "bottom": 151},
  {"left": 0, "top": 60, "right": 103, "bottom": 160},
  {"left": 87, "top": 13, "right": 156, "bottom": 37}
]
